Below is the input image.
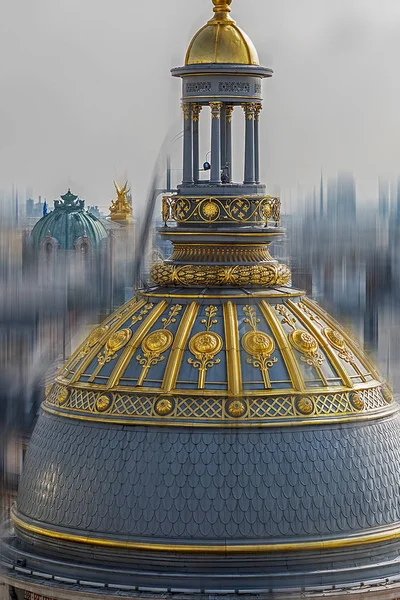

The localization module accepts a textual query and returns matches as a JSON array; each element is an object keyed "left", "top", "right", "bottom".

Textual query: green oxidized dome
[{"left": 30, "top": 189, "right": 108, "bottom": 250}]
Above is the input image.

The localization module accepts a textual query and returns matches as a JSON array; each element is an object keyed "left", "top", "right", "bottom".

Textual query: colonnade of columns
[{"left": 182, "top": 101, "right": 262, "bottom": 185}]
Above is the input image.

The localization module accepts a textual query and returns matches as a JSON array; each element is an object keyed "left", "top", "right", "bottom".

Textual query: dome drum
[{"left": 8, "top": 409, "right": 400, "bottom": 593}]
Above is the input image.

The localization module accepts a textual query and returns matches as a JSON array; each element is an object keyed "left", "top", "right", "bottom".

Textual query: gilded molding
[
  {"left": 13, "top": 509, "right": 400, "bottom": 553},
  {"left": 162, "top": 302, "right": 199, "bottom": 392},
  {"left": 302, "top": 298, "right": 380, "bottom": 380},
  {"left": 291, "top": 300, "right": 356, "bottom": 388},
  {"left": 106, "top": 301, "right": 169, "bottom": 389},
  {"left": 150, "top": 262, "right": 291, "bottom": 287},
  {"left": 170, "top": 244, "right": 274, "bottom": 264},
  {"left": 67, "top": 298, "right": 148, "bottom": 383},
  {"left": 223, "top": 301, "right": 242, "bottom": 396},
  {"left": 45, "top": 382, "right": 392, "bottom": 424},
  {"left": 139, "top": 290, "right": 304, "bottom": 299},
  {"left": 259, "top": 301, "right": 305, "bottom": 392}
]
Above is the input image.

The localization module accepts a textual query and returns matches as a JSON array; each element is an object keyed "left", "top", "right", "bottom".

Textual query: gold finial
[
  {"left": 210, "top": 0, "right": 233, "bottom": 21},
  {"left": 109, "top": 180, "right": 132, "bottom": 222}
]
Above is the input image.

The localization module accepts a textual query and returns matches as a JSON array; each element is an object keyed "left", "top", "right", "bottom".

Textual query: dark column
[
  {"left": 220, "top": 104, "right": 226, "bottom": 170},
  {"left": 225, "top": 105, "right": 234, "bottom": 182},
  {"left": 243, "top": 103, "right": 256, "bottom": 184},
  {"left": 182, "top": 103, "right": 193, "bottom": 184},
  {"left": 254, "top": 103, "right": 262, "bottom": 184},
  {"left": 210, "top": 102, "right": 222, "bottom": 184},
  {"left": 192, "top": 104, "right": 202, "bottom": 183}
]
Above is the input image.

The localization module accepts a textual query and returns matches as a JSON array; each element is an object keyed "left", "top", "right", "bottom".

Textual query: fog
[{"left": 1, "top": 0, "right": 400, "bottom": 208}]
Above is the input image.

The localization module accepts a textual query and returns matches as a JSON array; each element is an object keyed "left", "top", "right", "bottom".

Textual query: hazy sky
[{"left": 1, "top": 0, "right": 400, "bottom": 210}]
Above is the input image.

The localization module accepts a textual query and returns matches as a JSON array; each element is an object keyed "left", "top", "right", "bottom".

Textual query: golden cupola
[{"left": 185, "top": 0, "right": 259, "bottom": 65}]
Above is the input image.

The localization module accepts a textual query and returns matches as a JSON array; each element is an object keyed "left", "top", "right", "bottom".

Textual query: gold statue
[{"left": 109, "top": 181, "right": 132, "bottom": 222}]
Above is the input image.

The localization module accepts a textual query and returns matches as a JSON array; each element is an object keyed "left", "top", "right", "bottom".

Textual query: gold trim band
[
  {"left": 12, "top": 510, "right": 400, "bottom": 554},
  {"left": 138, "top": 290, "right": 305, "bottom": 299},
  {"left": 42, "top": 403, "right": 397, "bottom": 429}
]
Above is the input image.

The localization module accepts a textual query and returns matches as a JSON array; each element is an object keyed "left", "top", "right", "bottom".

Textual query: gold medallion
[
  {"left": 295, "top": 396, "right": 314, "bottom": 415},
  {"left": 96, "top": 395, "right": 112, "bottom": 413},
  {"left": 189, "top": 331, "right": 223, "bottom": 357},
  {"left": 226, "top": 399, "right": 247, "bottom": 418},
  {"left": 201, "top": 200, "right": 220, "bottom": 221},
  {"left": 350, "top": 393, "right": 364, "bottom": 411},
  {"left": 290, "top": 330, "right": 318, "bottom": 354},
  {"left": 324, "top": 328, "right": 346, "bottom": 351},
  {"left": 142, "top": 329, "right": 173, "bottom": 355},
  {"left": 106, "top": 329, "right": 132, "bottom": 353},
  {"left": 242, "top": 331, "right": 274, "bottom": 357},
  {"left": 155, "top": 397, "right": 174, "bottom": 416},
  {"left": 58, "top": 387, "right": 69, "bottom": 406}
]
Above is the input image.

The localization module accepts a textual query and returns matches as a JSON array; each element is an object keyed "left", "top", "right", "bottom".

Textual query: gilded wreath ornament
[{"left": 150, "top": 262, "right": 291, "bottom": 287}]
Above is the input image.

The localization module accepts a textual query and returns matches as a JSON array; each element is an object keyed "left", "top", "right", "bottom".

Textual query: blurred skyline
[{"left": 2, "top": 0, "right": 400, "bottom": 209}]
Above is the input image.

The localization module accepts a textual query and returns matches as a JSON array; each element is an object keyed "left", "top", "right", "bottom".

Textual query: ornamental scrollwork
[
  {"left": 297, "top": 302, "right": 367, "bottom": 382},
  {"left": 188, "top": 305, "right": 223, "bottom": 389},
  {"left": 289, "top": 330, "right": 327, "bottom": 386},
  {"left": 161, "top": 195, "right": 281, "bottom": 226},
  {"left": 275, "top": 304, "right": 297, "bottom": 330},
  {"left": 131, "top": 303, "right": 154, "bottom": 326},
  {"left": 136, "top": 305, "right": 182, "bottom": 386},
  {"left": 242, "top": 305, "right": 277, "bottom": 389},
  {"left": 97, "top": 329, "right": 133, "bottom": 367}
]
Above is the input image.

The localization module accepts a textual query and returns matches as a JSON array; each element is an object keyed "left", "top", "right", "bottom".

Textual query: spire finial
[{"left": 211, "top": 0, "right": 232, "bottom": 21}]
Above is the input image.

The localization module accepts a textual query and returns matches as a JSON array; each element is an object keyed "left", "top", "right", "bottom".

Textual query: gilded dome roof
[
  {"left": 185, "top": 0, "right": 259, "bottom": 65},
  {"left": 46, "top": 292, "right": 387, "bottom": 423}
]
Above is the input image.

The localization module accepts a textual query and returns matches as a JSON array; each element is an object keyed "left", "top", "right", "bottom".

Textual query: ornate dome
[
  {"left": 4, "top": 1, "right": 400, "bottom": 598},
  {"left": 30, "top": 189, "right": 108, "bottom": 250},
  {"left": 185, "top": 0, "right": 259, "bottom": 65}
]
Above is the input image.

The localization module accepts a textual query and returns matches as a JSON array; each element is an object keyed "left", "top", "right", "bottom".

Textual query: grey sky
[{"left": 1, "top": 0, "right": 400, "bottom": 210}]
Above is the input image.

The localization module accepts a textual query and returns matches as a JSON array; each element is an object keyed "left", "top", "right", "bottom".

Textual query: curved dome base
[
  {"left": 5, "top": 530, "right": 400, "bottom": 597},
  {"left": 9, "top": 286, "right": 399, "bottom": 598}
]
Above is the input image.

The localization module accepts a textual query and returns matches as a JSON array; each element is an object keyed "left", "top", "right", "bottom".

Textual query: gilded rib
[
  {"left": 106, "top": 301, "right": 168, "bottom": 389},
  {"left": 70, "top": 298, "right": 147, "bottom": 384},
  {"left": 302, "top": 297, "right": 380, "bottom": 381},
  {"left": 260, "top": 301, "right": 304, "bottom": 392},
  {"left": 287, "top": 299, "right": 354, "bottom": 388},
  {"left": 223, "top": 301, "right": 243, "bottom": 396},
  {"left": 162, "top": 302, "right": 199, "bottom": 392}
]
